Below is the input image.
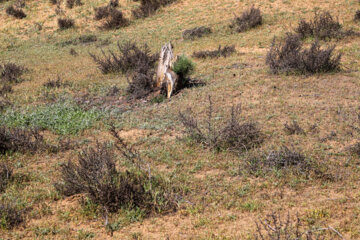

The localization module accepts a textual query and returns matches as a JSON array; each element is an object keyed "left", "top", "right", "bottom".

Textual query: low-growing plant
[
  {"left": 66, "top": 0, "right": 82, "bottom": 9},
  {"left": 6, "top": 5, "right": 26, "bottom": 19},
  {"left": 0, "top": 163, "right": 13, "bottom": 193},
  {"left": 0, "top": 63, "right": 26, "bottom": 84},
  {"left": 255, "top": 212, "right": 344, "bottom": 239},
  {"left": 179, "top": 96, "right": 263, "bottom": 152},
  {"left": 0, "top": 85, "right": 12, "bottom": 96},
  {"left": 0, "top": 126, "right": 45, "bottom": 155},
  {"left": 49, "top": 0, "right": 57, "bottom": 5},
  {"left": 69, "top": 48, "right": 78, "bottom": 56},
  {"left": 43, "top": 76, "right": 70, "bottom": 89},
  {"left": 265, "top": 147, "right": 310, "bottom": 173},
  {"left": 109, "top": 0, "right": 119, "bottom": 8},
  {"left": 126, "top": 62, "right": 156, "bottom": 99},
  {"left": 348, "top": 142, "right": 360, "bottom": 156},
  {"left": 355, "top": 10, "right": 360, "bottom": 21},
  {"left": 0, "top": 101, "right": 101, "bottom": 135},
  {"left": 90, "top": 41, "right": 158, "bottom": 74},
  {"left": 295, "top": 11, "right": 354, "bottom": 40},
  {"left": 132, "top": 0, "right": 177, "bottom": 19},
  {"left": 266, "top": 33, "right": 341, "bottom": 74},
  {"left": 101, "top": 8, "right": 129, "bottom": 30},
  {"left": 0, "top": 202, "right": 24, "bottom": 230},
  {"left": 58, "top": 17, "right": 75, "bottom": 30},
  {"left": 229, "top": 6, "right": 262, "bottom": 33},
  {"left": 94, "top": 6, "right": 111, "bottom": 20},
  {"left": 192, "top": 45, "right": 236, "bottom": 59},
  {"left": 284, "top": 120, "right": 306, "bottom": 135},
  {"left": 182, "top": 26, "right": 212, "bottom": 40}
]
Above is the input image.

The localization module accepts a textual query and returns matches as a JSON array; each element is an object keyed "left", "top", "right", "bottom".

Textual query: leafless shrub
[
  {"left": 266, "top": 33, "right": 341, "bottom": 74},
  {"left": 132, "top": 0, "right": 177, "bottom": 19},
  {"left": 348, "top": 142, "right": 360, "bottom": 156},
  {"left": 295, "top": 11, "right": 355, "bottom": 40},
  {"left": 255, "top": 212, "right": 343, "bottom": 239},
  {"left": 69, "top": 48, "right": 78, "bottom": 56},
  {"left": 15, "top": 0, "right": 25, "bottom": 8},
  {"left": 90, "top": 41, "right": 158, "bottom": 74},
  {"left": 0, "top": 63, "right": 26, "bottom": 84},
  {"left": 66, "top": 0, "right": 82, "bottom": 8},
  {"left": 6, "top": 5, "right": 26, "bottom": 19},
  {"left": 106, "top": 85, "right": 120, "bottom": 96},
  {"left": 0, "top": 127, "right": 45, "bottom": 155},
  {"left": 265, "top": 147, "right": 310, "bottom": 173},
  {"left": 94, "top": 6, "right": 111, "bottom": 20},
  {"left": 49, "top": 0, "right": 57, "bottom": 5},
  {"left": 126, "top": 63, "right": 156, "bottom": 99},
  {"left": 0, "top": 163, "right": 13, "bottom": 193},
  {"left": 182, "top": 26, "right": 212, "bottom": 40},
  {"left": 109, "top": 0, "right": 119, "bottom": 8},
  {"left": 101, "top": 8, "right": 129, "bottom": 30},
  {"left": 0, "top": 202, "right": 24, "bottom": 229},
  {"left": 284, "top": 121, "right": 306, "bottom": 135},
  {"left": 179, "top": 96, "right": 263, "bottom": 152},
  {"left": 0, "top": 99, "right": 11, "bottom": 111},
  {"left": 0, "top": 85, "right": 12, "bottom": 96},
  {"left": 355, "top": 10, "right": 360, "bottom": 21},
  {"left": 55, "top": 135, "right": 177, "bottom": 215},
  {"left": 192, "top": 45, "right": 236, "bottom": 59},
  {"left": 229, "top": 6, "right": 262, "bottom": 33},
  {"left": 58, "top": 17, "right": 75, "bottom": 29},
  {"left": 43, "top": 76, "right": 71, "bottom": 88}
]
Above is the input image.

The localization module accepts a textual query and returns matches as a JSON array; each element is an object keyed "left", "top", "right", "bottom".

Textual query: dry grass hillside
[{"left": 0, "top": 0, "right": 360, "bottom": 239}]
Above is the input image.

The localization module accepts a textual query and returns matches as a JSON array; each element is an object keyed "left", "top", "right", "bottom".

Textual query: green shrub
[
  {"left": 173, "top": 55, "right": 195, "bottom": 79},
  {"left": 0, "top": 101, "right": 101, "bottom": 135}
]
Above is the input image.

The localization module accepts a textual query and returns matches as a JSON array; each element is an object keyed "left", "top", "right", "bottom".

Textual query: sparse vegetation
[
  {"left": 284, "top": 120, "right": 306, "bottom": 135},
  {"left": 5, "top": 5, "right": 26, "bottom": 19},
  {"left": 66, "top": 0, "right": 82, "bottom": 9},
  {"left": 182, "top": 26, "right": 212, "bottom": 40},
  {"left": 355, "top": 10, "right": 360, "bottom": 21},
  {"left": 58, "top": 17, "right": 75, "bottom": 30},
  {"left": 43, "top": 76, "right": 70, "bottom": 89},
  {"left": 0, "top": 63, "right": 26, "bottom": 84},
  {"left": 229, "top": 6, "right": 262, "bottom": 33},
  {"left": 0, "top": 163, "right": 13, "bottom": 193},
  {"left": 101, "top": 8, "right": 129, "bottom": 30},
  {"left": 192, "top": 45, "right": 236, "bottom": 59},
  {"left": 179, "top": 96, "right": 263, "bottom": 152},
  {"left": 90, "top": 41, "right": 158, "bottom": 74},
  {"left": 266, "top": 33, "right": 341, "bottom": 74}
]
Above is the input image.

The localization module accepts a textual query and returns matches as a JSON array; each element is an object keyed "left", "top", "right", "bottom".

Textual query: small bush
[
  {"left": 255, "top": 212, "right": 343, "bottom": 239},
  {"left": 192, "top": 45, "right": 236, "bottom": 59},
  {"left": 0, "top": 85, "right": 12, "bottom": 96},
  {"left": 132, "top": 0, "right": 177, "bottom": 19},
  {"left": 94, "top": 6, "right": 111, "bottom": 20},
  {"left": 264, "top": 147, "right": 310, "bottom": 173},
  {"left": 49, "top": 0, "right": 57, "bottom": 5},
  {"left": 69, "top": 48, "right": 78, "bottom": 56},
  {"left": 172, "top": 56, "right": 203, "bottom": 94},
  {"left": 182, "top": 26, "right": 212, "bottom": 40},
  {"left": 355, "top": 10, "right": 360, "bottom": 21},
  {"left": 0, "top": 202, "right": 24, "bottom": 230},
  {"left": 0, "top": 163, "right": 13, "bottom": 193},
  {"left": 43, "top": 76, "right": 70, "bottom": 89},
  {"left": 6, "top": 6, "right": 26, "bottom": 19},
  {"left": 58, "top": 17, "right": 75, "bottom": 30},
  {"left": 106, "top": 85, "right": 120, "bottom": 97},
  {"left": 66, "top": 0, "right": 82, "bottom": 9},
  {"left": 55, "top": 135, "right": 177, "bottom": 215},
  {"left": 90, "top": 41, "right": 158, "bottom": 74},
  {"left": 284, "top": 120, "right": 305, "bottom": 135},
  {"left": 0, "top": 126, "right": 45, "bottom": 155},
  {"left": 0, "top": 63, "right": 26, "bottom": 84},
  {"left": 109, "top": 0, "right": 119, "bottom": 8},
  {"left": 266, "top": 33, "right": 341, "bottom": 74},
  {"left": 127, "top": 64, "right": 156, "bottom": 99},
  {"left": 101, "top": 8, "right": 129, "bottom": 30},
  {"left": 295, "top": 11, "right": 353, "bottom": 40},
  {"left": 229, "top": 6, "right": 262, "bottom": 33},
  {"left": 179, "top": 96, "right": 263, "bottom": 152},
  {"left": 348, "top": 142, "right": 360, "bottom": 156}
]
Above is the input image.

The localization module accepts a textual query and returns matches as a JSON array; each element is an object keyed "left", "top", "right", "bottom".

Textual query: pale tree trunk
[{"left": 156, "top": 43, "right": 178, "bottom": 98}]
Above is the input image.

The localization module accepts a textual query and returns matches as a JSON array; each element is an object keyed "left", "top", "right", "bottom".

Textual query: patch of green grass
[{"left": 0, "top": 101, "right": 102, "bottom": 135}]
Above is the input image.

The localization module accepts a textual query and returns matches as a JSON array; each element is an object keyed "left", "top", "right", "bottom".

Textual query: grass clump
[
  {"left": 284, "top": 120, "right": 306, "bottom": 135},
  {"left": 58, "top": 17, "right": 75, "bottom": 30},
  {"left": 0, "top": 101, "right": 101, "bottom": 135},
  {"left": 0, "top": 202, "right": 24, "bottom": 230},
  {"left": 229, "top": 6, "right": 262, "bottom": 33},
  {"left": 6, "top": 5, "right": 26, "bottom": 19},
  {"left": 266, "top": 33, "right": 341, "bottom": 74},
  {"left": 90, "top": 41, "right": 158, "bottom": 74},
  {"left": 132, "top": 0, "right": 177, "bottom": 19},
  {"left": 66, "top": 0, "right": 82, "bottom": 9},
  {"left": 0, "top": 126, "right": 45, "bottom": 155},
  {"left": 182, "top": 26, "right": 212, "bottom": 40},
  {"left": 179, "top": 96, "right": 263, "bottom": 153},
  {"left": 192, "top": 45, "right": 236, "bottom": 59},
  {"left": 101, "top": 8, "right": 129, "bottom": 30},
  {"left": 43, "top": 76, "right": 70, "bottom": 89},
  {"left": 355, "top": 10, "right": 360, "bottom": 21},
  {"left": 295, "top": 11, "right": 354, "bottom": 40},
  {"left": 55, "top": 130, "right": 178, "bottom": 217}
]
